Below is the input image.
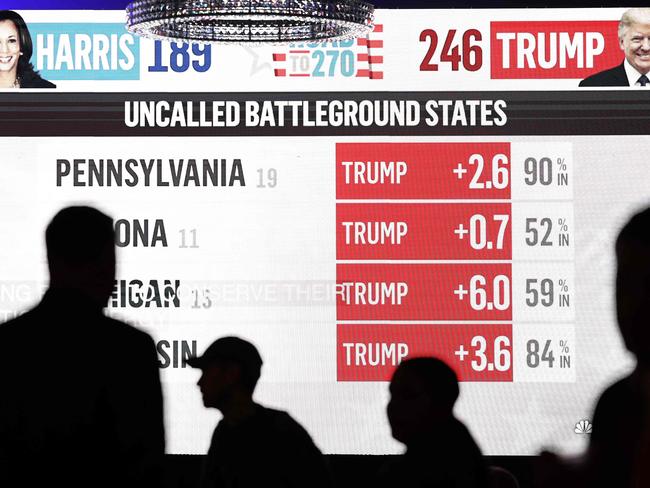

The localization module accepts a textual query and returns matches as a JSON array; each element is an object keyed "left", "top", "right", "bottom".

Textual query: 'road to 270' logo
[{"left": 272, "top": 24, "right": 384, "bottom": 80}]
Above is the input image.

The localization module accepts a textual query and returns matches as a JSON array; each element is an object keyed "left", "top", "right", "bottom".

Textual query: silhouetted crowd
[{"left": 2, "top": 205, "right": 649, "bottom": 488}]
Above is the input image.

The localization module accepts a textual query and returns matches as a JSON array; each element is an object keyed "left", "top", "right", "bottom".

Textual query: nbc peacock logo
[{"left": 574, "top": 419, "right": 593, "bottom": 434}]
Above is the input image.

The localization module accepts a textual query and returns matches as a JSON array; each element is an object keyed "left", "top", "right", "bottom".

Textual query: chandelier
[{"left": 126, "top": 0, "right": 375, "bottom": 44}]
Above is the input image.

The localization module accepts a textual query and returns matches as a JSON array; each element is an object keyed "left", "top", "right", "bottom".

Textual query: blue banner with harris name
[{"left": 28, "top": 23, "right": 140, "bottom": 80}]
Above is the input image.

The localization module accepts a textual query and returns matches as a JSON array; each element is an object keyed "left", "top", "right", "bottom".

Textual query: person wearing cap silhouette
[
  {"left": 189, "top": 336, "right": 332, "bottom": 488},
  {"left": 379, "top": 357, "right": 488, "bottom": 488},
  {"left": 0, "top": 206, "right": 164, "bottom": 488}
]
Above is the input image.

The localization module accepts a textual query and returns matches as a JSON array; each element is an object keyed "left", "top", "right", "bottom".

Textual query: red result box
[
  {"left": 336, "top": 203, "right": 512, "bottom": 260},
  {"left": 336, "top": 143, "right": 511, "bottom": 200},
  {"left": 336, "top": 263, "right": 512, "bottom": 321},
  {"left": 490, "top": 21, "right": 620, "bottom": 79},
  {"left": 337, "top": 323, "right": 513, "bottom": 382}
]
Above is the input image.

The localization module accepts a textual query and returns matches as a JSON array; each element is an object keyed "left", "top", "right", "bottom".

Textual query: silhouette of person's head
[
  {"left": 46, "top": 206, "right": 115, "bottom": 307},
  {"left": 387, "top": 357, "right": 459, "bottom": 445},
  {"left": 188, "top": 336, "right": 263, "bottom": 413},
  {"left": 616, "top": 207, "right": 650, "bottom": 366}
]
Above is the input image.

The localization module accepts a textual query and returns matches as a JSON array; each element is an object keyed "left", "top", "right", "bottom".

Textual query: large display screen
[{"left": 1, "top": 7, "right": 648, "bottom": 456}]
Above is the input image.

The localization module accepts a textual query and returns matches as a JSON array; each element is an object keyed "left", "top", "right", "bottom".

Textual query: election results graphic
[
  {"left": 6, "top": 8, "right": 636, "bottom": 90},
  {"left": 1, "top": 4, "right": 648, "bottom": 460}
]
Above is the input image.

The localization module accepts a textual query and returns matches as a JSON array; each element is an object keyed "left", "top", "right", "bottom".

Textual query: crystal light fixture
[{"left": 126, "top": 0, "right": 375, "bottom": 44}]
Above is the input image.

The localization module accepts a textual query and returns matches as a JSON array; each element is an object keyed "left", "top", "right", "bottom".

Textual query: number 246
[{"left": 419, "top": 29, "right": 482, "bottom": 72}]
